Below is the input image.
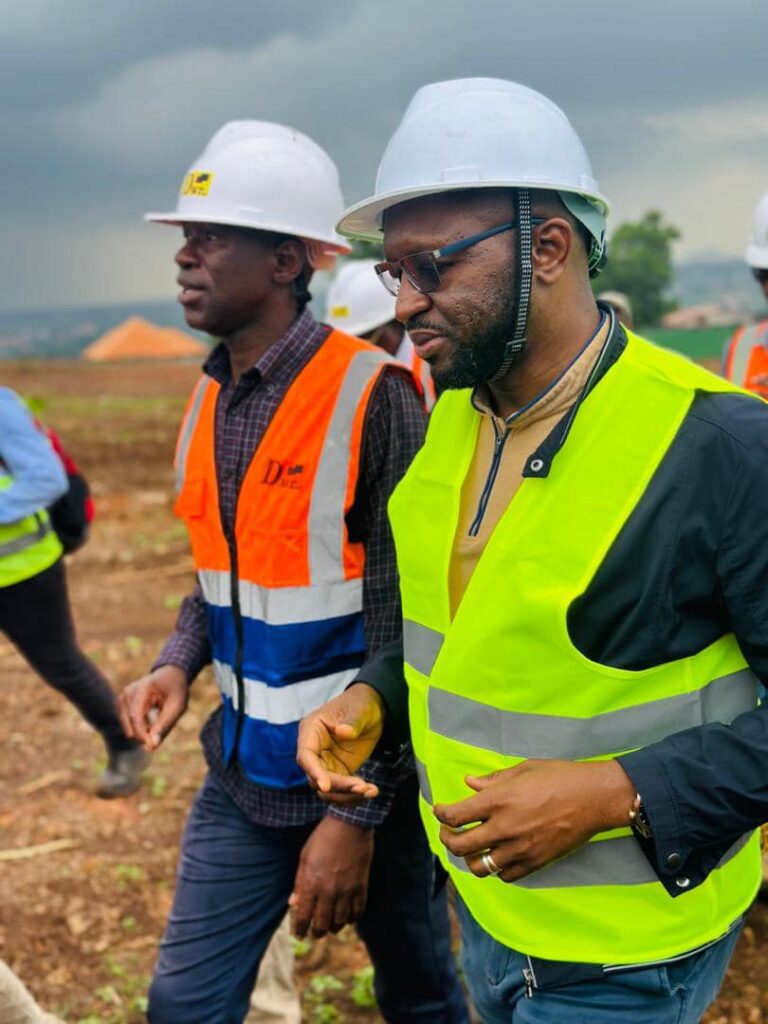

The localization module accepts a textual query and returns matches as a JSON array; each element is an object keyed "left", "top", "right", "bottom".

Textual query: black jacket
[{"left": 359, "top": 314, "right": 768, "bottom": 897}]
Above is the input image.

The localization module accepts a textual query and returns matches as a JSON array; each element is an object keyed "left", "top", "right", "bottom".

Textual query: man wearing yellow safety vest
[
  {"left": 723, "top": 192, "right": 768, "bottom": 396},
  {"left": 298, "top": 78, "right": 768, "bottom": 1022},
  {"left": 326, "top": 259, "right": 437, "bottom": 410},
  {"left": 119, "top": 121, "right": 467, "bottom": 1024},
  {"left": 0, "top": 387, "right": 147, "bottom": 798}
]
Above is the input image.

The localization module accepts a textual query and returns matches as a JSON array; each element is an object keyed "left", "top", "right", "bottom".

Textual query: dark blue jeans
[
  {"left": 456, "top": 896, "right": 742, "bottom": 1023},
  {"left": 148, "top": 773, "right": 468, "bottom": 1024}
]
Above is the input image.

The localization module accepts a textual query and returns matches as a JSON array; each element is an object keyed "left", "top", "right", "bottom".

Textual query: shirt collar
[
  {"left": 203, "top": 308, "right": 329, "bottom": 388},
  {"left": 471, "top": 311, "right": 609, "bottom": 427}
]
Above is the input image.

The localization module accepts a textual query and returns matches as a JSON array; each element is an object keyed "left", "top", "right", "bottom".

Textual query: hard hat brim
[
  {"left": 745, "top": 242, "right": 768, "bottom": 270},
  {"left": 337, "top": 181, "right": 610, "bottom": 243},
  {"left": 326, "top": 312, "right": 394, "bottom": 337},
  {"left": 144, "top": 211, "right": 351, "bottom": 254}
]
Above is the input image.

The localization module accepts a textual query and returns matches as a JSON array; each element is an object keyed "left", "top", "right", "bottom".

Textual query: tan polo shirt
[{"left": 449, "top": 320, "right": 610, "bottom": 616}]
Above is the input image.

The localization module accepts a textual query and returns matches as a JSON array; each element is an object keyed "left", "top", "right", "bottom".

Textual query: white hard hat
[
  {"left": 746, "top": 192, "right": 768, "bottom": 269},
  {"left": 597, "top": 290, "right": 633, "bottom": 322},
  {"left": 146, "top": 121, "right": 351, "bottom": 267},
  {"left": 325, "top": 260, "right": 396, "bottom": 336},
  {"left": 338, "top": 78, "right": 610, "bottom": 259}
]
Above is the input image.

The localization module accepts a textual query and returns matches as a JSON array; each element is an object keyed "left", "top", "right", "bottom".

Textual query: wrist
[
  {"left": 591, "top": 759, "right": 638, "bottom": 831},
  {"left": 321, "top": 814, "right": 374, "bottom": 837},
  {"left": 348, "top": 680, "right": 385, "bottom": 712}
]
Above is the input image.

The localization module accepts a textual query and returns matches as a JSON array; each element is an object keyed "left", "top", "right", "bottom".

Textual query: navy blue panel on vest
[
  {"left": 206, "top": 605, "right": 367, "bottom": 685},
  {"left": 220, "top": 695, "right": 306, "bottom": 789}
]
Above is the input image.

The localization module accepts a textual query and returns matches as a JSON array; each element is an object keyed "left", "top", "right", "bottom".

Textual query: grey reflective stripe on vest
[
  {"left": 428, "top": 669, "right": 757, "bottom": 761},
  {"left": 404, "top": 620, "right": 444, "bottom": 676},
  {"left": 414, "top": 756, "right": 433, "bottom": 804},
  {"left": 446, "top": 830, "right": 752, "bottom": 887},
  {"left": 308, "top": 348, "right": 390, "bottom": 583},
  {"left": 729, "top": 323, "right": 768, "bottom": 386},
  {"left": 0, "top": 516, "right": 52, "bottom": 557},
  {"left": 175, "top": 377, "right": 211, "bottom": 493}
]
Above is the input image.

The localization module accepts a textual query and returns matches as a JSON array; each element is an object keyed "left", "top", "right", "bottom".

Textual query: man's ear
[
  {"left": 272, "top": 239, "right": 307, "bottom": 286},
  {"left": 531, "top": 217, "right": 572, "bottom": 284}
]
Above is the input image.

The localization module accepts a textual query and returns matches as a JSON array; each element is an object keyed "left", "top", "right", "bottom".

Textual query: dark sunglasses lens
[
  {"left": 402, "top": 253, "right": 441, "bottom": 293},
  {"left": 375, "top": 263, "right": 401, "bottom": 296},
  {"left": 753, "top": 268, "right": 768, "bottom": 285}
]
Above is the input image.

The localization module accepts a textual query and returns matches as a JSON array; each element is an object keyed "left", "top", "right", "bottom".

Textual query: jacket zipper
[
  {"left": 220, "top": 453, "right": 245, "bottom": 764},
  {"left": 521, "top": 919, "right": 741, "bottom": 998},
  {"left": 226, "top": 533, "right": 246, "bottom": 762},
  {"left": 468, "top": 419, "right": 509, "bottom": 537},
  {"left": 522, "top": 962, "right": 535, "bottom": 998}
]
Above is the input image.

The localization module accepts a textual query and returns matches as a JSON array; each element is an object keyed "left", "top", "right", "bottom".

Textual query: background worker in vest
[
  {"left": 326, "top": 259, "right": 437, "bottom": 410},
  {"left": 723, "top": 191, "right": 768, "bottom": 395},
  {"left": 596, "top": 289, "right": 634, "bottom": 329},
  {"left": 298, "top": 78, "right": 768, "bottom": 1023},
  {"left": 0, "top": 386, "right": 147, "bottom": 798},
  {"left": 118, "top": 120, "right": 467, "bottom": 1024}
]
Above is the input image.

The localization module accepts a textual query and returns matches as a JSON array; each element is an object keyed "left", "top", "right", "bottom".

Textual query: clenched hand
[
  {"left": 289, "top": 817, "right": 374, "bottom": 937},
  {"left": 434, "top": 758, "right": 636, "bottom": 882},
  {"left": 118, "top": 664, "right": 189, "bottom": 751}
]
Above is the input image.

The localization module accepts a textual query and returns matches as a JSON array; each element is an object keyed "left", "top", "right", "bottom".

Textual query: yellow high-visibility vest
[
  {"left": 389, "top": 332, "right": 761, "bottom": 964},
  {"left": 0, "top": 472, "right": 62, "bottom": 587}
]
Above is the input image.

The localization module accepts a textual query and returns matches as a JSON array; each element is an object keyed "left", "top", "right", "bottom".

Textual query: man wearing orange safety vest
[
  {"left": 723, "top": 192, "right": 768, "bottom": 395},
  {"left": 118, "top": 121, "right": 467, "bottom": 1024},
  {"left": 326, "top": 259, "right": 437, "bottom": 410}
]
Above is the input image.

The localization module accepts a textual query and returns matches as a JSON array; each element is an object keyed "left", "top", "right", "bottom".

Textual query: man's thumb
[{"left": 465, "top": 772, "right": 497, "bottom": 791}]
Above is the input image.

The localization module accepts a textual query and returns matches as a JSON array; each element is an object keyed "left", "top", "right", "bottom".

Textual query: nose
[
  {"left": 175, "top": 235, "right": 199, "bottom": 268},
  {"left": 395, "top": 275, "right": 431, "bottom": 325}
]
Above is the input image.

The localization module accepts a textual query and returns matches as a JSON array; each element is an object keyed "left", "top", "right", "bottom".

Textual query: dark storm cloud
[{"left": 1, "top": 0, "right": 767, "bottom": 308}]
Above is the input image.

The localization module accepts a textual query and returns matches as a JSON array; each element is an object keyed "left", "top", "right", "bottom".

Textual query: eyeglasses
[
  {"left": 753, "top": 268, "right": 768, "bottom": 285},
  {"left": 375, "top": 218, "right": 545, "bottom": 297}
]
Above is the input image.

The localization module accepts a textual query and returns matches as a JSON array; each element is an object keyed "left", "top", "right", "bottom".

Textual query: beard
[{"left": 412, "top": 273, "right": 521, "bottom": 391}]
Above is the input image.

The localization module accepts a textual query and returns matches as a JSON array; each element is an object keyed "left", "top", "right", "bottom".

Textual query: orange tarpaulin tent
[{"left": 82, "top": 316, "right": 208, "bottom": 361}]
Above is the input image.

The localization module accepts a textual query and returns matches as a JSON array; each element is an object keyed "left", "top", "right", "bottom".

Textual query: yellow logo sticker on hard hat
[
  {"left": 181, "top": 171, "right": 215, "bottom": 197},
  {"left": 330, "top": 305, "right": 350, "bottom": 319}
]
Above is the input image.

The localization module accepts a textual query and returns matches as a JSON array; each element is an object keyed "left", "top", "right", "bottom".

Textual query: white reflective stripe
[
  {"left": 0, "top": 517, "right": 52, "bottom": 557},
  {"left": 175, "top": 377, "right": 212, "bottom": 493},
  {"left": 415, "top": 757, "right": 433, "bottom": 804},
  {"left": 404, "top": 620, "right": 444, "bottom": 676},
  {"left": 446, "top": 831, "right": 752, "bottom": 888},
  {"left": 214, "top": 660, "right": 358, "bottom": 724},
  {"left": 198, "top": 568, "right": 363, "bottom": 622},
  {"left": 428, "top": 669, "right": 758, "bottom": 760},
  {"left": 308, "top": 348, "right": 390, "bottom": 583},
  {"left": 729, "top": 323, "right": 768, "bottom": 386},
  {"left": 417, "top": 359, "right": 436, "bottom": 412}
]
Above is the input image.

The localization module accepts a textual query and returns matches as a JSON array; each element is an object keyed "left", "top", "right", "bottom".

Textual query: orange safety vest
[
  {"left": 173, "top": 330, "right": 391, "bottom": 787},
  {"left": 411, "top": 351, "right": 437, "bottom": 412},
  {"left": 723, "top": 319, "right": 768, "bottom": 397}
]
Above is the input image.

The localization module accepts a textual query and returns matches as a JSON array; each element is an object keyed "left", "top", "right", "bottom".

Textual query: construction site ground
[{"left": 0, "top": 358, "right": 766, "bottom": 1023}]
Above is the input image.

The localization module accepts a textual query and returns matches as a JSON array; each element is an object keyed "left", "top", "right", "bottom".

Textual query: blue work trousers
[
  {"left": 148, "top": 773, "right": 468, "bottom": 1024},
  {"left": 456, "top": 896, "right": 741, "bottom": 1023}
]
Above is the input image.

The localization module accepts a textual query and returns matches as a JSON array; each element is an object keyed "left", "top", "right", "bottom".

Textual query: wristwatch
[{"left": 628, "top": 793, "right": 653, "bottom": 839}]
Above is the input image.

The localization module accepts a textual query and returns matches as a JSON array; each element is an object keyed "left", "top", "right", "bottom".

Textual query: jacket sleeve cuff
[
  {"left": 350, "top": 637, "right": 410, "bottom": 756},
  {"left": 617, "top": 747, "right": 735, "bottom": 897},
  {"left": 325, "top": 758, "right": 399, "bottom": 828}
]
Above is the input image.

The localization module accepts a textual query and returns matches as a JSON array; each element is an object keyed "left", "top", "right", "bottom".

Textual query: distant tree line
[{"left": 596, "top": 210, "right": 680, "bottom": 328}]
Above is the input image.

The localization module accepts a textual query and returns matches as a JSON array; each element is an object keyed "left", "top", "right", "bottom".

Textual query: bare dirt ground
[{"left": 0, "top": 358, "right": 766, "bottom": 1023}]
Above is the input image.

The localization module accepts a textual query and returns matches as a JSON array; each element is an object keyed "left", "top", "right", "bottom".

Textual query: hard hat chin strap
[{"left": 489, "top": 188, "right": 532, "bottom": 383}]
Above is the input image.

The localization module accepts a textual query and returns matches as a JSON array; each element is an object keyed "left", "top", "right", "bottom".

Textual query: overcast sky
[{"left": 2, "top": 0, "right": 767, "bottom": 312}]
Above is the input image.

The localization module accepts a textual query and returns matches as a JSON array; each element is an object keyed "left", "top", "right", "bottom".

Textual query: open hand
[{"left": 297, "top": 683, "right": 386, "bottom": 802}]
